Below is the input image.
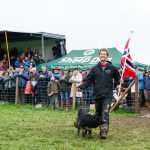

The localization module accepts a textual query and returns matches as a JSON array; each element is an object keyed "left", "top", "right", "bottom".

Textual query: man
[
  {"left": 78, "top": 48, "right": 121, "bottom": 139},
  {"left": 37, "top": 66, "right": 49, "bottom": 106},
  {"left": 144, "top": 69, "right": 150, "bottom": 110},
  {"left": 59, "top": 69, "right": 71, "bottom": 110},
  {"left": 13, "top": 65, "right": 28, "bottom": 104}
]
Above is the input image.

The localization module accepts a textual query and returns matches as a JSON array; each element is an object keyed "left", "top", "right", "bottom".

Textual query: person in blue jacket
[
  {"left": 144, "top": 69, "right": 150, "bottom": 110},
  {"left": 13, "top": 65, "right": 28, "bottom": 104}
]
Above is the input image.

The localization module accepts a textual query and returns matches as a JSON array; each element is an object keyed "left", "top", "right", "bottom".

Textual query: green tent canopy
[{"left": 37, "top": 47, "right": 148, "bottom": 71}]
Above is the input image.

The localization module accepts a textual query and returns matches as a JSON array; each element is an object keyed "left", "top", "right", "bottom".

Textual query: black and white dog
[{"left": 74, "top": 108, "right": 100, "bottom": 138}]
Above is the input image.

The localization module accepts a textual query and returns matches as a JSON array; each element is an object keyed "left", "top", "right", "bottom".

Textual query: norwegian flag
[{"left": 121, "top": 38, "right": 136, "bottom": 78}]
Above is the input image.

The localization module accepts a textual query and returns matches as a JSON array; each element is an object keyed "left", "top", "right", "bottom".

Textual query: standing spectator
[
  {"left": 0, "top": 70, "right": 3, "bottom": 102},
  {"left": 59, "top": 69, "right": 71, "bottom": 110},
  {"left": 128, "top": 68, "right": 144, "bottom": 107},
  {"left": 141, "top": 70, "right": 146, "bottom": 107},
  {"left": 47, "top": 76, "right": 60, "bottom": 109},
  {"left": 37, "top": 66, "right": 49, "bottom": 106},
  {"left": 28, "top": 67, "right": 39, "bottom": 105},
  {"left": 3, "top": 67, "right": 16, "bottom": 103},
  {"left": 13, "top": 65, "right": 28, "bottom": 104},
  {"left": 137, "top": 69, "right": 144, "bottom": 107},
  {"left": 82, "top": 70, "right": 93, "bottom": 108},
  {"left": 52, "top": 67, "right": 62, "bottom": 80},
  {"left": 144, "top": 69, "right": 150, "bottom": 110},
  {"left": 69, "top": 68, "right": 83, "bottom": 108},
  {"left": 14, "top": 57, "right": 20, "bottom": 68},
  {"left": 78, "top": 48, "right": 121, "bottom": 139}
]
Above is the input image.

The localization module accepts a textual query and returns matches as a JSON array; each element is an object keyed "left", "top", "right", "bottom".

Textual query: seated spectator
[
  {"left": 14, "top": 57, "right": 20, "bottom": 68},
  {"left": 23, "top": 56, "right": 30, "bottom": 69},
  {"left": 26, "top": 47, "right": 34, "bottom": 57},
  {"left": 10, "top": 56, "right": 16, "bottom": 68}
]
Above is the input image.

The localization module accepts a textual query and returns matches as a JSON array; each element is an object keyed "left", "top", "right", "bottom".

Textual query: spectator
[
  {"left": 3, "top": 67, "right": 16, "bottom": 103},
  {"left": 0, "top": 70, "right": 3, "bottom": 102},
  {"left": 69, "top": 67, "right": 83, "bottom": 107},
  {"left": 37, "top": 66, "right": 49, "bottom": 105},
  {"left": 52, "top": 67, "right": 62, "bottom": 80},
  {"left": 26, "top": 47, "right": 34, "bottom": 57},
  {"left": 137, "top": 69, "right": 144, "bottom": 107},
  {"left": 144, "top": 69, "right": 150, "bottom": 110},
  {"left": 28, "top": 67, "right": 39, "bottom": 105},
  {"left": 59, "top": 69, "right": 71, "bottom": 110},
  {"left": 14, "top": 57, "right": 20, "bottom": 68},
  {"left": 13, "top": 65, "right": 28, "bottom": 104},
  {"left": 23, "top": 56, "right": 30, "bottom": 69},
  {"left": 47, "top": 76, "right": 60, "bottom": 109}
]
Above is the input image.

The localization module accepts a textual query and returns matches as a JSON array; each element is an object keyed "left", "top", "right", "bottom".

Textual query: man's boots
[{"left": 100, "top": 124, "right": 108, "bottom": 139}]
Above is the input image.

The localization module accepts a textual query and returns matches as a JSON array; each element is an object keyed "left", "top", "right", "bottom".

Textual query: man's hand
[{"left": 120, "top": 78, "right": 124, "bottom": 84}]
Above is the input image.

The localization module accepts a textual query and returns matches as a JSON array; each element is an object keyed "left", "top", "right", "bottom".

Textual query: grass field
[{"left": 0, "top": 104, "right": 150, "bottom": 150}]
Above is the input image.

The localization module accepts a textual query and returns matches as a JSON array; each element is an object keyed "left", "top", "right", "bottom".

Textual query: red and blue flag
[{"left": 121, "top": 38, "right": 136, "bottom": 78}]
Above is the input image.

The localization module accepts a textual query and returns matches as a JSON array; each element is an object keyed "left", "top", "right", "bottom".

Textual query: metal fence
[{"left": 0, "top": 77, "right": 142, "bottom": 113}]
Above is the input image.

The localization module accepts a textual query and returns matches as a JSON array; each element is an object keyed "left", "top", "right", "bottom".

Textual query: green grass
[{"left": 0, "top": 104, "right": 150, "bottom": 150}]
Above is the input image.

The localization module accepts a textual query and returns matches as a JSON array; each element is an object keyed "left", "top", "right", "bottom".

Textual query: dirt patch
[{"left": 110, "top": 110, "right": 150, "bottom": 130}]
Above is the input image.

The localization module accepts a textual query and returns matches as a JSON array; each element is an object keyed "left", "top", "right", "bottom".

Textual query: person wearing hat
[
  {"left": 52, "top": 67, "right": 62, "bottom": 80},
  {"left": 144, "top": 69, "right": 150, "bottom": 110}
]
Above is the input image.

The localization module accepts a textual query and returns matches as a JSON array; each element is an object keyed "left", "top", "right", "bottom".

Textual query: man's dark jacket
[{"left": 79, "top": 62, "right": 120, "bottom": 99}]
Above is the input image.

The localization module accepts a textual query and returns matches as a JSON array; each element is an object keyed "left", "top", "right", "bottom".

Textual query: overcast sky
[{"left": 0, "top": 0, "right": 150, "bottom": 64}]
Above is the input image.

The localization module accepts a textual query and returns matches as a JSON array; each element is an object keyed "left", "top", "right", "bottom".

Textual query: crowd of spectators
[{"left": 0, "top": 53, "right": 94, "bottom": 109}]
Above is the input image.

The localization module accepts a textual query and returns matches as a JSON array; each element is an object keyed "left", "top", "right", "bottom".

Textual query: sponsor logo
[{"left": 83, "top": 49, "right": 95, "bottom": 56}]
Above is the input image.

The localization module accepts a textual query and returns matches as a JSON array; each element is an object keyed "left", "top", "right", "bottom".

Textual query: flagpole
[{"left": 5, "top": 31, "right": 10, "bottom": 68}]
